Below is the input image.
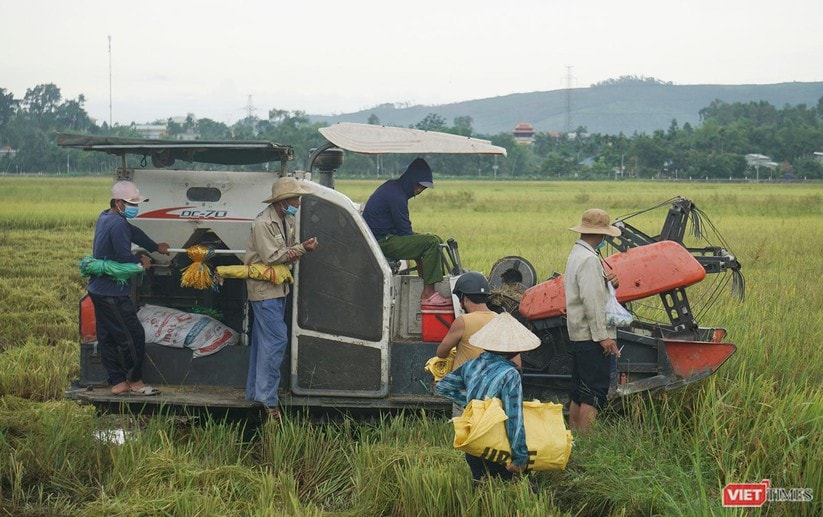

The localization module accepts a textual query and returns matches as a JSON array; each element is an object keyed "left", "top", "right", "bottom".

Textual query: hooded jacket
[{"left": 363, "top": 158, "right": 433, "bottom": 240}]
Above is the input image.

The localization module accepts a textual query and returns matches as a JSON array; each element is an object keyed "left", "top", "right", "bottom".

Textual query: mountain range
[{"left": 309, "top": 81, "right": 823, "bottom": 136}]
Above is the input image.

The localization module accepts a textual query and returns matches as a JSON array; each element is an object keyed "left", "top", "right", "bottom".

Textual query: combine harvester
[{"left": 59, "top": 124, "right": 743, "bottom": 419}]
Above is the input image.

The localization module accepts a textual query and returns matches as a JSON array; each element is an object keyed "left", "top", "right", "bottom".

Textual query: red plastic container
[
  {"left": 79, "top": 295, "right": 97, "bottom": 343},
  {"left": 421, "top": 304, "right": 455, "bottom": 342}
]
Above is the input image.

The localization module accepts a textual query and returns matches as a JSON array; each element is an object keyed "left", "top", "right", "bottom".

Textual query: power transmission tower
[
  {"left": 565, "top": 66, "right": 574, "bottom": 133},
  {"left": 244, "top": 95, "right": 257, "bottom": 120}
]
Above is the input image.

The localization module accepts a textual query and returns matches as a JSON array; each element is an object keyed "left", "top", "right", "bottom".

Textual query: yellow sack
[
  {"left": 215, "top": 263, "right": 293, "bottom": 285},
  {"left": 424, "top": 348, "right": 456, "bottom": 382},
  {"left": 452, "top": 397, "right": 573, "bottom": 471}
]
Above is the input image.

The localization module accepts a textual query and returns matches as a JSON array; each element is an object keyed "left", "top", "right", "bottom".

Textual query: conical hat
[{"left": 468, "top": 312, "right": 540, "bottom": 353}]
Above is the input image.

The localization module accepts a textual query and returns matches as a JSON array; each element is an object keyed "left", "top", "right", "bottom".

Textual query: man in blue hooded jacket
[{"left": 363, "top": 158, "right": 448, "bottom": 305}]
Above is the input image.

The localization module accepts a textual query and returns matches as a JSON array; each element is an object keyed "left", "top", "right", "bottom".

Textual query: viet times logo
[{"left": 722, "top": 479, "right": 814, "bottom": 507}]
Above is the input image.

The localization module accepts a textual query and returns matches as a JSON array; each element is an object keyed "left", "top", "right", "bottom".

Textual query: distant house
[
  {"left": 0, "top": 145, "right": 17, "bottom": 159},
  {"left": 168, "top": 115, "right": 200, "bottom": 140},
  {"left": 814, "top": 152, "right": 823, "bottom": 165},
  {"left": 134, "top": 124, "right": 167, "bottom": 139},
  {"left": 512, "top": 122, "right": 535, "bottom": 144},
  {"left": 132, "top": 119, "right": 200, "bottom": 140},
  {"left": 745, "top": 153, "right": 778, "bottom": 170}
]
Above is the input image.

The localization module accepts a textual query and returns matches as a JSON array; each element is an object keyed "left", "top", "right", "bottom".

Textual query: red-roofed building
[{"left": 513, "top": 122, "right": 535, "bottom": 144}]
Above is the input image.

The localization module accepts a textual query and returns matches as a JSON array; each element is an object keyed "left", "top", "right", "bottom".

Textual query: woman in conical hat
[{"left": 435, "top": 312, "right": 539, "bottom": 482}]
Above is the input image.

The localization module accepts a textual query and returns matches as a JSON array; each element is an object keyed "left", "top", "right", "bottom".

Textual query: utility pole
[
  {"left": 108, "top": 35, "right": 113, "bottom": 127},
  {"left": 565, "top": 66, "right": 573, "bottom": 133}
]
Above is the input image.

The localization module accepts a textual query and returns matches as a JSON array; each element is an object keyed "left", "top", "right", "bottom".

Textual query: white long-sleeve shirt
[{"left": 563, "top": 239, "right": 615, "bottom": 343}]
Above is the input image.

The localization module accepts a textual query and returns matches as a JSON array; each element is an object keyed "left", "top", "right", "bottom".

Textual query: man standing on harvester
[
  {"left": 564, "top": 208, "right": 622, "bottom": 431},
  {"left": 245, "top": 177, "right": 319, "bottom": 420},
  {"left": 87, "top": 180, "right": 169, "bottom": 396}
]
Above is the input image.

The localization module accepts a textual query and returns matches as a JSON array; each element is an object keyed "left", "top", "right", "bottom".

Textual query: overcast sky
[{"left": 3, "top": 0, "right": 821, "bottom": 126}]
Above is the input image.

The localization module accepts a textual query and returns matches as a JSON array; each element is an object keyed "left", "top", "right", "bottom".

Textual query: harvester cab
[{"left": 58, "top": 124, "right": 506, "bottom": 418}]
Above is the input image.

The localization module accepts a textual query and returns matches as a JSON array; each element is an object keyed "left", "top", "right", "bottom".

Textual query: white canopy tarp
[{"left": 319, "top": 123, "right": 507, "bottom": 156}]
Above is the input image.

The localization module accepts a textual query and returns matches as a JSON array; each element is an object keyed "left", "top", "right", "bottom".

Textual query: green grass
[{"left": 0, "top": 176, "right": 821, "bottom": 515}]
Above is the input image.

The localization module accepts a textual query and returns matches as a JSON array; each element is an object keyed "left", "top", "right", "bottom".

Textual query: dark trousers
[
  {"left": 89, "top": 293, "right": 145, "bottom": 386},
  {"left": 465, "top": 453, "right": 513, "bottom": 482}
]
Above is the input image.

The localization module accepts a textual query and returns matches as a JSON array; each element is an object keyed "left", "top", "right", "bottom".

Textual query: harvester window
[{"left": 186, "top": 187, "right": 222, "bottom": 202}]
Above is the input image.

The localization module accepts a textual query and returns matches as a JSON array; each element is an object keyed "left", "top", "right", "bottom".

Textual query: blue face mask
[
  {"left": 283, "top": 205, "right": 298, "bottom": 217},
  {"left": 595, "top": 239, "right": 607, "bottom": 250},
  {"left": 123, "top": 205, "right": 139, "bottom": 219}
]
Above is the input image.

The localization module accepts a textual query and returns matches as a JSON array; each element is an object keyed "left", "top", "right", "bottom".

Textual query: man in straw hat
[
  {"left": 88, "top": 181, "right": 169, "bottom": 396},
  {"left": 245, "top": 177, "right": 319, "bottom": 420},
  {"left": 362, "top": 158, "right": 449, "bottom": 306},
  {"left": 564, "top": 208, "right": 621, "bottom": 430},
  {"left": 435, "top": 311, "right": 540, "bottom": 482}
]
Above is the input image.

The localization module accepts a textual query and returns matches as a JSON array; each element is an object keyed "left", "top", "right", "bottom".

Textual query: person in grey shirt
[{"left": 564, "top": 208, "right": 621, "bottom": 430}]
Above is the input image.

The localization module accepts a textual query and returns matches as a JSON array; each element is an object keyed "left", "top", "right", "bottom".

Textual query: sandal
[
  {"left": 130, "top": 386, "right": 160, "bottom": 396},
  {"left": 265, "top": 406, "right": 282, "bottom": 420}
]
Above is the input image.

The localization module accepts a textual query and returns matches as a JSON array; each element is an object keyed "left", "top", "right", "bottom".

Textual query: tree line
[{"left": 1, "top": 82, "right": 822, "bottom": 179}]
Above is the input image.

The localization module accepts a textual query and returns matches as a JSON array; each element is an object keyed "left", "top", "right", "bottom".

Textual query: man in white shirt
[{"left": 564, "top": 208, "right": 621, "bottom": 430}]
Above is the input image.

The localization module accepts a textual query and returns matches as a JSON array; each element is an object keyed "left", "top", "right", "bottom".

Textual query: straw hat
[
  {"left": 569, "top": 208, "right": 621, "bottom": 237},
  {"left": 111, "top": 181, "right": 148, "bottom": 203},
  {"left": 468, "top": 312, "right": 540, "bottom": 353},
  {"left": 262, "top": 177, "right": 311, "bottom": 204}
]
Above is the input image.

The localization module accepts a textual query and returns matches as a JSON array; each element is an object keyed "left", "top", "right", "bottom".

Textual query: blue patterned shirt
[{"left": 435, "top": 352, "right": 529, "bottom": 466}]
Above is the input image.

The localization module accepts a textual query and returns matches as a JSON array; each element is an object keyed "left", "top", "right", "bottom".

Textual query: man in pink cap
[{"left": 87, "top": 181, "right": 169, "bottom": 396}]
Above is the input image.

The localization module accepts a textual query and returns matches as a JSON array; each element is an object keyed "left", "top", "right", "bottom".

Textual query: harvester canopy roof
[
  {"left": 318, "top": 123, "right": 507, "bottom": 156},
  {"left": 56, "top": 134, "right": 295, "bottom": 166}
]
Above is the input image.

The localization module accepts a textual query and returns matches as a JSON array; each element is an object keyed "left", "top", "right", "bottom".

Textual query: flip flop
[{"left": 130, "top": 386, "right": 160, "bottom": 396}]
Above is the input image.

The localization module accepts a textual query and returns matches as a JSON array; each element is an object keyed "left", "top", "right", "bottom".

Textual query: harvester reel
[{"left": 489, "top": 256, "right": 537, "bottom": 291}]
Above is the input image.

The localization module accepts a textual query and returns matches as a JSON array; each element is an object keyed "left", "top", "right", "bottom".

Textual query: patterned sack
[
  {"left": 452, "top": 397, "right": 573, "bottom": 471},
  {"left": 138, "top": 304, "right": 238, "bottom": 358}
]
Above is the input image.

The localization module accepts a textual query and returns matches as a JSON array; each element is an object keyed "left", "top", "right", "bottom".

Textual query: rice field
[{"left": 0, "top": 176, "right": 821, "bottom": 515}]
